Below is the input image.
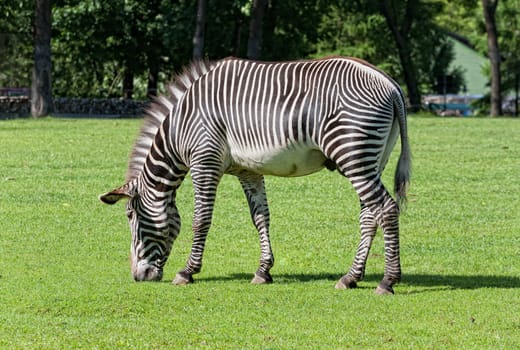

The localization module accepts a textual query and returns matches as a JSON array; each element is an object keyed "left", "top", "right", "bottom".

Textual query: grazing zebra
[{"left": 100, "top": 56, "right": 411, "bottom": 295}]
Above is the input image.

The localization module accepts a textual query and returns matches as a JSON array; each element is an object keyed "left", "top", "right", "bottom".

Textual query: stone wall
[
  {"left": 0, "top": 96, "right": 148, "bottom": 118},
  {"left": 0, "top": 96, "right": 30, "bottom": 118}
]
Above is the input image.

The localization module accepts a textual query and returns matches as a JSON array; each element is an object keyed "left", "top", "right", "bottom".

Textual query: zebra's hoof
[
  {"left": 375, "top": 283, "right": 394, "bottom": 295},
  {"left": 335, "top": 275, "right": 357, "bottom": 290},
  {"left": 251, "top": 271, "right": 273, "bottom": 284},
  {"left": 172, "top": 272, "right": 194, "bottom": 285}
]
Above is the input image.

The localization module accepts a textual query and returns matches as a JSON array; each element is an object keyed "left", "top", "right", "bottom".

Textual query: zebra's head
[{"left": 99, "top": 179, "right": 178, "bottom": 282}]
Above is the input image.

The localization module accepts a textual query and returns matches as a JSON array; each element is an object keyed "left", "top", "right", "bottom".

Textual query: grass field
[{"left": 0, "top": 115, "right": 519, "bottom": 349}]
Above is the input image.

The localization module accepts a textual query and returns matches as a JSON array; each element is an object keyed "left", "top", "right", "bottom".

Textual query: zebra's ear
[{"left": 99, "top": 180, "right": 137, "bottom": 205}]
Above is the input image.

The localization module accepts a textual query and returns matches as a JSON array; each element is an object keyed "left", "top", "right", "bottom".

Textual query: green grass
[{"left": 0, "top": 115, "right": 519, "bottom": 349}]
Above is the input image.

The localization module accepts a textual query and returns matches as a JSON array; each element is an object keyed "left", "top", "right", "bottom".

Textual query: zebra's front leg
[
  {"left": 336, "top": 203, "right": 377, "bottom": 290},
  {"left": 236, "top": 171, "right": 274, "bottom": 284},
  {"left": 172, "top": 167, "right": 221, "bottom": 285}
]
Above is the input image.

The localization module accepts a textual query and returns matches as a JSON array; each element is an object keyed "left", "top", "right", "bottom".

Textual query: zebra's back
[{"left": 174, "top": 57, "right": 402, "bottom": 177}]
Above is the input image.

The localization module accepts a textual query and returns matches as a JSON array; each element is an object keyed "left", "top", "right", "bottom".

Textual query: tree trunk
[
  {"left": 31, "top": 0, "right": 54, "bottom": 118},
  {"left": 123, "top": 68, "right": 134, "bottom": 99},
  {"left": 482, "top": 0, "right": 502, "bottom": 116},
  {"left": 247, "top": 0, "right": 268, "bottom": 60},
  {"left": 147, "top": 66, "right": 159, "bottom": 97},
  {"left": 192, "top": 0, "right": 207, "bottom": 60},
  {"left": 379, "top": 0, "right": 421, "bottom": 112},
  {"left": 232, "top": 10, "right": 244, "bottom": 57},
  {"left": 515, "top": 72, "right": 519, "bottom": 117}
]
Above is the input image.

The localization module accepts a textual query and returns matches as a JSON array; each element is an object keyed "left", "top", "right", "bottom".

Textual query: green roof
[{"left": 449, "top": 37, "right": 489, "bottom": 95}]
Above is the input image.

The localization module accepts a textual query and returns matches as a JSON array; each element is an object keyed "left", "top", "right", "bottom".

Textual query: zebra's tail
[{"left": 393, "top": 91, "right": 411, "bottom": 208}]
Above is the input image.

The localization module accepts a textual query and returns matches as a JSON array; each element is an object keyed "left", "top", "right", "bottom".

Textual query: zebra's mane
[{"left": 126, "top": 59, "right": 215, "bottom": 181}]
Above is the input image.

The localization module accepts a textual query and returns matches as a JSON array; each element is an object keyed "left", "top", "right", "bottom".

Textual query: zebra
[{"left": 99, "top": 56, "right": 411, "bottom": 295}]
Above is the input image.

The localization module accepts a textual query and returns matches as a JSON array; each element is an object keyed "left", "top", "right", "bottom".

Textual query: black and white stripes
[{"left": 100, "top": 56, "right": 410, "bottom": 294}]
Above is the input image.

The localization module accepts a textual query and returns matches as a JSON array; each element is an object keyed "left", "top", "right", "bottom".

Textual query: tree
[
  {"left": 261, "top": 0, "right": 327, "bottom": 61},
  {"left": 247, "top": 0, "right": 268, "bottom": 59},
  {"left": 482, "top": 0, "right": 502, "bottom": 116},
  {"left": 378, "top": 0, "right": 422, "bottom": 112},
  {"left": 314, "top": 0, "right": 456, "bottom": 109},
  {"left": 0, "top": 1, "right": 33, "bottom": 89},
  {"left": 192, "top": 0, "right": 207, "bottom": 59},
  {"left": 436, "top": 0, "right": 520, "bottom": 116},
  {"left": 52, "top": 0, "right": 195, "bottom": 99},
  {"left": 435, "top": 0, "right": 481, "bottom": 41},
  {"left": 12, "top": 0, "right": 517, "bottom": 112},
  {"left": 31, "top": 0, "right": 54, "bottom": 117},
  {"left": 499, "top": 0, "right": 520, "bottom": 116}
]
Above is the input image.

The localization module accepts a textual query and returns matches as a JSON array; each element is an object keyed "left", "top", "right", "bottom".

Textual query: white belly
[{"left": 230, "top": 146, "right": 327, "bottom": 177}]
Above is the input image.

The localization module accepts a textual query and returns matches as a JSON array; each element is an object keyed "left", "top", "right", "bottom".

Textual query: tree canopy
[{"left": 1, "top": 0, "right": 519, "bottom": 115}]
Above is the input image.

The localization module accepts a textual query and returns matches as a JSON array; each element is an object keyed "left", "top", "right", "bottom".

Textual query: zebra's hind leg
[
  {"left": 172, "top": 166, "right": 222, "bottom": 285},
  {"left": 236, "top": 171, "right": 274, "bottom": 284},
  {"left": 335, "top": 203, "right": 377, "bottom": 290},
  {"left": 374, "top": 194, "right": 401, "bottom": 295},
  {"left": 341, "top": 180, "right": 401, "bottom": 294}
]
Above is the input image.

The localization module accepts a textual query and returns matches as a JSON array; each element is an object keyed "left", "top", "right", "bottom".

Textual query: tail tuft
[
  {"left": 393, "top": 90, "right": 411, "bottom": 209},
  {"left": 394, "top": 151, "right": 411, "bottom": 208}
]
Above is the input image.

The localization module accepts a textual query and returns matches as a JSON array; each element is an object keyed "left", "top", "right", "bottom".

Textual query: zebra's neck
[
  {"left": 126, "top": 60, "right": 214, "bottom": 182},
  {"left": 140, "top": 134, "right": 188, "bottom": 196}
]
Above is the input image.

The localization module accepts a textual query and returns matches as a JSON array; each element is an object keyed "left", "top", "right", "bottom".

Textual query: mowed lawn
[{"left": 0, "top": 115, "right": 519, "bottom": 349}]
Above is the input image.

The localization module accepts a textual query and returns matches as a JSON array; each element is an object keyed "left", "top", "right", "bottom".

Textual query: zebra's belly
[{"left": 231, "top": 147, "right": 327, "bottom": 177}]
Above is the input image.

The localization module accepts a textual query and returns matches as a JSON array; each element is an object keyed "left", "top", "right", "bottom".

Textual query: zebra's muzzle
[{"left": 133, "top": 263, "right": 163, "bottom": 282}]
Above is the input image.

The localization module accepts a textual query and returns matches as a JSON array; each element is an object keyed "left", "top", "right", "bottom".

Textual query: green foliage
[
  {"left": 436, "top": 0, "right": 520, "bottom": 101},
  {"left": 0, "top": 1, "right": 33, "bottom": 87},
  {"left": 202, "top": 0, "right": 249, "bottom": 58},
  {"left": 52, "top": 0, "right": 195, "bottom": 98},
  {"left": 499, "top": 0, "right": 520, "bottom": 97},
  {"left": 49, "top": 0, "right": 332, "bottom": 97},
  {"left": 261, "top": 0, "right": 328, "bottom": 60},
  {"left": 2, "top": 0, "right": 519, "bottom": 102},
  {"left": 314, "top": 0, "right": 466, "bottom": 95},
  {"left": 435, "top": 0, "right": 484, "bottom": 48},
  {"left": 201, "top": 0, "right": 327, "bottom": 61},
  {"left": 0, "top": 115, "right": 520, "bottom": 348},
  {"left": 313, "top": 9, "right": 393, "bottom": 63}
]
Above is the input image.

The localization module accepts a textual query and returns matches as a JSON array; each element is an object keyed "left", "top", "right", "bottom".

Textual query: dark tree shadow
[{"left": 194, "top": 272, "right": 520, "bottom": 290}]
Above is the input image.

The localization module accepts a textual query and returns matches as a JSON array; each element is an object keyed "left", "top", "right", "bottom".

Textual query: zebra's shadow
[
  {"left": 397, "top": 273, "right": 520, "bottom": 290},
  {"left": 195, "top": 272, "right": 520, "bottom": 290}
]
